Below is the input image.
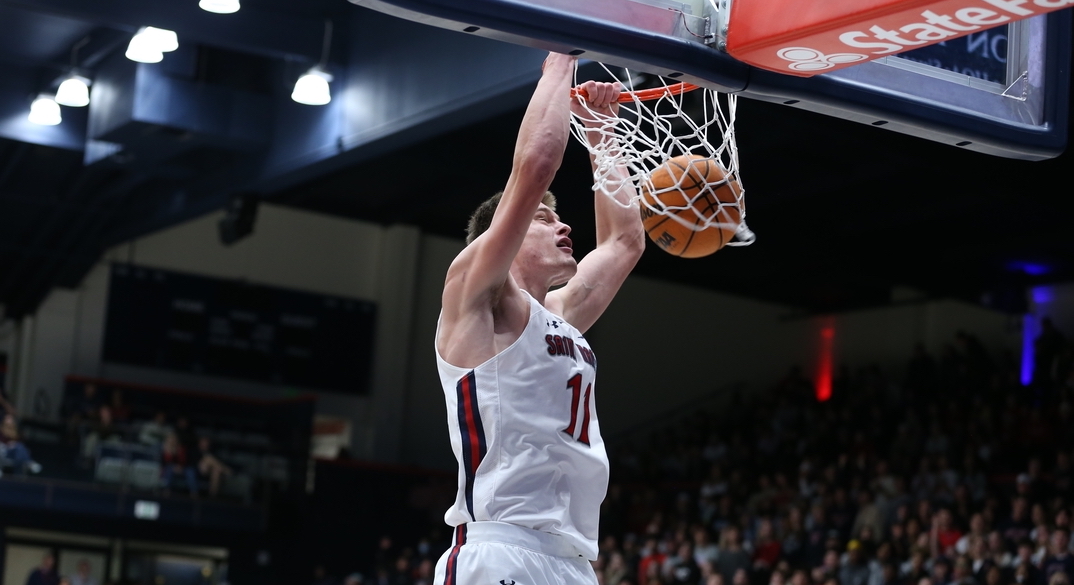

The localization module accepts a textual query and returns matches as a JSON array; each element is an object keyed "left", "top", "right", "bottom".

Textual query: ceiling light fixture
[
  {"left": 126, "top": 32, "right": 163, "bottom": 63},
  {"left": 142, "top": 27, "right": 179, "bottom": 52},
  {"left": 56, "top": 37, "right": 93, "bottom": 107},
  {"left": 126, "top": 26, "right": 178, "bottom": 63},
  {"left": 291, "top": 68, "right": 333, "bottom": 105},
  {"left": 28, "top": 95, "right": 62, "bottom": 126},
  {"left": 56, "top": 75, "right": 91, "bottom": 107},
  {"left": 199, "top": 0, "right": 241, "bottom": 14},
  {"left": 292, "top": 20, "right": 333, "bottom": 105}
]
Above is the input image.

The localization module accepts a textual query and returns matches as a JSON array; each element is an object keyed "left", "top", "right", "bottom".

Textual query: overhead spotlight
[
  {"left": 142, "top": 27, "right": 179, "bottom": 52},
  {"left": 291, "top": 68, "right": 332, "bottom": 105},
  {"left": 199, "top": 0, "right": 240, "bottom": 13},
  {"left": 291, "top": 20, "right": 334, "bottom": 106},
  {"left": 126, "top": 32, "right": 163, "bottom": 63},
  {"left": 28, "top": 95, "right": 62, "bottom": 126},
  {"left": 55, "top": 75, "right": 91, "bottom": 107},
  {"left": 126, "top": 26, "right": 178, "bottom": 62}
]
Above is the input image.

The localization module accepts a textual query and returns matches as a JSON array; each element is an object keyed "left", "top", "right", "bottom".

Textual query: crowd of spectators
[
  {"left": 334, "top": 322, "right": 1074, "bottom": 585},
  {"left": 66, "top": 383, "right": 232, "bottom": 497},
  {"left": 22, "top": 553, "right": 100, "bottom": 585}
]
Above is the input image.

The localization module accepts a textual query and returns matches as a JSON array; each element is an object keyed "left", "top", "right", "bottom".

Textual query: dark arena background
[{"left": 0, "top": 0, "right": 1073, "bottom": 584}]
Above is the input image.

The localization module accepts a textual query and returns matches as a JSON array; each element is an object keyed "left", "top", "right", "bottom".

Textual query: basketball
[{"left": 639, "top": 155, "right": 742, "bottom": 258}]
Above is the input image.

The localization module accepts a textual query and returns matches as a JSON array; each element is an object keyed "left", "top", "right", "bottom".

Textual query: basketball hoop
[
  {"left": 569, "top": 64, "right": 754, "bottom": 247},
  {"left": 570, "top": 82, "right": 702, "bottom": 103}
]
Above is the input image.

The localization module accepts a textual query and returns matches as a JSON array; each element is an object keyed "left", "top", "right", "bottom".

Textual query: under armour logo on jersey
[
  {"left": 547, "top": 319, "right": 561, "bottom": 328},
  {"left": 499, "top": 580, "right": 516, "bottom": 585}
]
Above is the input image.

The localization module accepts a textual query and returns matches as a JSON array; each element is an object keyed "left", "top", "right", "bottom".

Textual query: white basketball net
[{"left": 569, "top": 63, "right": 754, "bottom": 246}]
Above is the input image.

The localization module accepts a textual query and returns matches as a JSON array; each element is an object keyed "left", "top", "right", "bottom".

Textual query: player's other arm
[
  {"left": 550, "top": 81, "right": 645, "bottom": 333},
  {"left": 442, "top": 54, "right": 576, "bottom": 319}
]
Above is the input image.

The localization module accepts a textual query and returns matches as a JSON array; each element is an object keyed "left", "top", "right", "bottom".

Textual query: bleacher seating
[{"left": 7, "top": 375, "right": 315, "bottom": 506}]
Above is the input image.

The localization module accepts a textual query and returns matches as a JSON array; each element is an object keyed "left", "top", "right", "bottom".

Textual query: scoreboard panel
[{"left": 103, "top": 264, "right": 377, "bottom": 395}]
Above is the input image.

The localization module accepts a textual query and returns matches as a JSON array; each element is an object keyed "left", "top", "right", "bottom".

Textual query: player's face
[{"left": 518, "top": 203, "right": 576, "bottom": 285}]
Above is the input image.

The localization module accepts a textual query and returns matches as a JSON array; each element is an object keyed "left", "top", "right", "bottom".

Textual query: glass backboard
[{"left": 347, "top": 0, "right": 1069, "bottom": 160}]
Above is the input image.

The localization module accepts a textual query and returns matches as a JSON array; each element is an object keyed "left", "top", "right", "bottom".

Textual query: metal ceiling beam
[{"left": 0, "top": 0, "right": 326, "bottom": 62}]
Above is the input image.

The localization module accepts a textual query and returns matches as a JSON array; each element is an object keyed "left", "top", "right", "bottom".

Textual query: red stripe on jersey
[{"left": 460, "top": 375, "right": 481, "bottom": 476}]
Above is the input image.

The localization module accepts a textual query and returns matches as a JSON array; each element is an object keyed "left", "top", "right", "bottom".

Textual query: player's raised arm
[
  {"left": 549, "top": 81, "right": 646, "bottom": 332},
  {"left": 441, "top": 53, "right": 576, "bottom": 320}
]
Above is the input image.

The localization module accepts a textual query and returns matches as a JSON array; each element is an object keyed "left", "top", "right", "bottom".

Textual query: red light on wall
[{"left": 816, "top": 326, "right": 834, "bottom": 402}]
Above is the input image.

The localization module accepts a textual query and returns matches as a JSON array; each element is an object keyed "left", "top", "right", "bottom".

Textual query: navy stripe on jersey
[
  {"left": 455, "top": 371, "right": 487, "bottom": 519},
  {"left": 443, "top": 524, "right": 466, "bottom": 585}
]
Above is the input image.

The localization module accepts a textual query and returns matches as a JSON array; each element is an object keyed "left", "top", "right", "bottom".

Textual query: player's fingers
[
  {"left": 602, "top": 82, "right": 623, "bottom": 106},
  {"left": 610, "top": 82, "right": 623, "bottom": 103},
  {"left": 591, "top": 82, "right": 613, "bottom": 107},
  {"left": 584, "top": 81, "right": 603, "bottom": 106},
  {"left": 576, "top": 81, "right": 592, "bottom": 104},
  {"left": 592, "top": 81, "right": 610, "bottom": 105}
]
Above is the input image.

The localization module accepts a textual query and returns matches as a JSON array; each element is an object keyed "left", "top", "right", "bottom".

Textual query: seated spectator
[
  {"left": 694, "top": 526, "right": 720, "bottom": 568},
  {"left": 902, "top": 547, "right": 930, "bottom": 585},
  {"left": 1042, "top": 529, "right": 1074, "bottom": 585},
  {"left": 69, "top": 559, "right": 97, "bottom": 585},
  {"left": 930, "top": 558, "right": 952, "bottom": 585},
  {"left": 813, "top": 549, "right": 841, "bottom": 584},
  {"left": 966, "top": 537, "right": 992, "bottom": 582},
  {"left": 108, "top": 390, "right": 130, "bottom": 423},
  {"left": 191, "top": 436, "right": 232, "bottom": 497},
  {"left": 160, "top": 431, "right": 198, "bottom": 496},
  {"left": 1, "top": 413, "right": 41, "bottom": 475},
  {"left": 754, "top": 518, "right": 783, "bottom": 571},
  {"left": 932, "top": 508, "right": 963, "bottom": 558},
  {"left": 82, "top": 406, "right": 123, "bottom": 462},
  {"left": 138, "top": 411, "right": 172, "bottom": 447},
  {"left": 982, "top": 566, "right": 1002, "bottom": 585},
  {"left": 950, "top": 556, "right": 976, "bottom": 585},
  {"left": 638, "top": 537, "right": 667, "bottom": 584},
  {"left": 718, "top": 526, "right": 752, "bottom": 584},
  {"left": 663, "top": 542, "right": 701, "bottom": 584},
  {"left": 957, "top": 514, "right": 989, "bottom": 556},
  {"left": 1012, "top": 539, "right": 1041, "bottom": 585},
  {"left": 174, "top": 417, "right": 197, "bottom": 453},
  {"left": 25, "top": 553, "right": 58, "bottom": 585},
  {"left": 1001, "top": 498, "right": 1033, "bottom": 548},
  {"left": 66, "top": 383, "right": 103, "bottom": 439},
  {"left": 605, "top": 551, "right": 630, "bottom": 585},
  {"left": 985, "top": 531, "right": 1011, "bottom": 570},
  {"left": 841, "top": 541, "right": 871, "bottom": 585}
]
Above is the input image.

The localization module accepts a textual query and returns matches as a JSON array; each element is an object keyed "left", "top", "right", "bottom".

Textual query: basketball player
[{"left": 434, "top": 52, "right": 644, "bottom": 584}]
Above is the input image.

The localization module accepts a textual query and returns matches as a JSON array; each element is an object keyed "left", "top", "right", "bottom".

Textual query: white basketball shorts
[{"left": 432, "top": 522, "right": 597, "bottom": 585}]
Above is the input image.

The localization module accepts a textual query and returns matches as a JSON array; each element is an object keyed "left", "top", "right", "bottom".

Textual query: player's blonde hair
[{"left": 465, "top": 191, "right": 557, "bottom": 245}]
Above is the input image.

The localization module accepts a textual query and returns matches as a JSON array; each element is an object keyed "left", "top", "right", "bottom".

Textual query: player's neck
[{"left": 509, "top": 268, "right": 551, "bottom": 307}]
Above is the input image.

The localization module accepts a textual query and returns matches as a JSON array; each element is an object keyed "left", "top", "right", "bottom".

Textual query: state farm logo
[
  {"left": 776, "top": 47, "right": 868, "bottom": 72},
  {"left": 837, "top": 0, "right": 1074, "bottom": 57}
]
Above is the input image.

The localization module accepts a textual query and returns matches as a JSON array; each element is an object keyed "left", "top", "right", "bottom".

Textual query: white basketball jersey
[{"left": 435, "top": 291, "right": 609, "bottom": 561}]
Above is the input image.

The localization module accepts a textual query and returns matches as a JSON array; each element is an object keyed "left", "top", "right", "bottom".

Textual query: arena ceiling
[{"left": 0, "top": 0, "right": 1071, "bottom": 319}]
